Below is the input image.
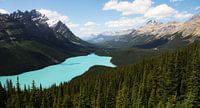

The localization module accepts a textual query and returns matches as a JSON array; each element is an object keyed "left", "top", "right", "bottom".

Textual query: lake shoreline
[{"left": 0, "top": 53, "right": 115, "bottom": 88}]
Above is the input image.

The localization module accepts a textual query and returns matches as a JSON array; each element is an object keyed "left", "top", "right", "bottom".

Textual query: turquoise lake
[{"left": 0, "top": 54, "right": 115, "bottom": 88}]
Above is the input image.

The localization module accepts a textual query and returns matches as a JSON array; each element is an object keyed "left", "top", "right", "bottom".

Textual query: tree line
[{"left": 0, "top": 43, "right": 200, "bottom": 108}]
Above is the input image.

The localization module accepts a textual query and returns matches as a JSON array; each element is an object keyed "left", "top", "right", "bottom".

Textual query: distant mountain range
[
  {"left": 0, "top": 10, "right": 94, "bottom": 76},
  {"left": 1, "top": 10, "right": 200, "bottom": 75},
  {"left": 87, "top": 14, "right": 200, "bottom": 49}
]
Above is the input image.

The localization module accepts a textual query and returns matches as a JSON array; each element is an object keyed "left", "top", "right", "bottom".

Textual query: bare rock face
[{"left": 88, "top": 14, "right": 200, "bottom": 48}]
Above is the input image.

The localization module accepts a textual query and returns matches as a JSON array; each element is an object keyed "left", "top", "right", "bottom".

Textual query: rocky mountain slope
[
  {"left": 88, "top": 14, "right": 200, "bottom": 49},
  {"left": 0, "top": 10, "right": 94, "bottom": 76},
  {"left": 88, "top": 29, "right": 135, "bottom": 48}
]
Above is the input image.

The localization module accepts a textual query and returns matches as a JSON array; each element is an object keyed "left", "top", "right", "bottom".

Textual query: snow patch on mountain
[{"left": 99, "top": 29, "right": 135, "bottom": 36}]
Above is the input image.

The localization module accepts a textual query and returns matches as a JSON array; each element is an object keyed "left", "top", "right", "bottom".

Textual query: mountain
[
  {"left": 51, "top": 21, "right": 94, "bottom": 47},
  {"left": 87, "top": 29, "right": 136, "bottom": 48},
  {"left": 146, "top": 19, "right": 162, "bottom": 25},
  {"left": 87, "top": 14, "right": 200, "bottom": 49},
  {"left": 0, "top": 10, "right": 94, "bottom": 76}
]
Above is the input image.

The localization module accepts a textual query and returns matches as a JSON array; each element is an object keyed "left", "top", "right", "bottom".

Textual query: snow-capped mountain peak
[
  {"left": 9, "top": 9, "right": 49, "bottom": 26},
  {"left": 87, "top": 13, "right": 200, "bottom": 48},
  {"left": 9, "top": 9, "right": 64, "bottom": 27},
  {"left": 188, "top": 13, "right": 200, "bottom": 22},
  {"left": 99, "top": 29, "right": 135, "bottom": 36},
  {"left": 146, "top": 20, "right": 161, "bottom": 25},
  {"left": 46, "top": 19, "right": 59, "bottom": 27}
]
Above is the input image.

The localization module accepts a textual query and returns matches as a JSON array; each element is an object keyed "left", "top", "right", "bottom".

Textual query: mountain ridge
[
  {"left": 0, "top": 9, "right": 94, "bottom": 76},
  {"left": 88, "top": 14, "right": 200, "bottom": 49}
]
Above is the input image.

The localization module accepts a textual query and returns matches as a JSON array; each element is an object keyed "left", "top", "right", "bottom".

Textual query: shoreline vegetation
[
  {"left": 1, "top": 43, "right": 200, "bottom": 107},
  {"left": 0, "top": 53, "right": 115, "bottom": 88}
]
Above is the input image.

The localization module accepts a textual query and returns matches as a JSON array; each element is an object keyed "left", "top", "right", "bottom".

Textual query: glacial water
[{"left": 0, "top": 54, "right": 115, "bottom": 88}]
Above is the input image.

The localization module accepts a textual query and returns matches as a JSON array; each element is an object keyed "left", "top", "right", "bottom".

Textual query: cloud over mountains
[{"left": 103, "top": 0, "right": 193, "bottom": 28}]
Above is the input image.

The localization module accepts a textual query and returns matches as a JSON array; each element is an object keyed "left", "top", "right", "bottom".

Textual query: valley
[
  {"left": 0, "top": 2, "right": 200, "bottom": 107},
  {"left": 0, "top": 10, "right": 94, "bottom": 76},
  {"left": 0, "top": 54, "right": 115, "bottom": 88}
]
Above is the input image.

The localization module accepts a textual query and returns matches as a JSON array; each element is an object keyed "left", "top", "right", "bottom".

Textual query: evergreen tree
[
  {"left": 1, "top": 43, "right": 200, "bottom": 108},
  {"left": 0, "top": 82, "right": 6, "bottom": 108}
]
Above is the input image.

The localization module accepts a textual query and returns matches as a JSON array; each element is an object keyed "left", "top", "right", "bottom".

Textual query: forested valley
[{"left": 1, "top": 43, "right": 200, "bottom": 108}]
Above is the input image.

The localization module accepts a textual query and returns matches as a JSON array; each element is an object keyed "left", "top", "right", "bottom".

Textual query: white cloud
[
  {"left": 84, "top": 21, "right": 97, "bottom": 27},
  {"left": 0, "top": 9, "right": 9, "bottom": 14},
  {"left": 104, "top": 3, "right": 193, "bottom": 28},
  {"left": 175, "top": 11, "right": 193, "bottom": 20},
  {"left": 105, "top": 17, "right": 146, "bottom": 28},
  {"left": 103, "top": 0, "right": 153, "bottom": 16},
  {"left": 79, "top": 28, "right": 95, "bottom": 37},
  {"left": 37, "top": 9, "right": 69, "bottom": 26},
  {"left": 144, "top": 4, "right": 193, "bottom": 20},
  {"left": 35, "top": 9, "right": 97, "bottom": 38},
  {"left": 145, "top": 4, "right": 177, "bottom": 19},
  {"left": 195, "top": 6, "right": 200, "bottom": 10},
  {"left": 78, "top": 21, "right": 99, "bottom": 38},
  {"left": 67, "top": 22, "right": 79, "bottom": 29},
  {"left": 170, "top": 0, "right": 183, "bottom": 3},
  {"left": 37, "top": 9, "right": 79, "bottom": 30},
  {"left": 103, "top": 0, "right": 192, "bottom": 21}
]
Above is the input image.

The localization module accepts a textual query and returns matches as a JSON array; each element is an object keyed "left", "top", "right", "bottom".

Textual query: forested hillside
[
  {"left": 1, "top": 43, "right": 200, "bottom": 108},
  {"left": 0, "top": 10, "right": 93, "bottom": 76}
]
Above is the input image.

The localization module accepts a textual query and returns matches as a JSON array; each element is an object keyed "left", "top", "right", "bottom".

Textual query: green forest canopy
[{"left": 0, "top": 43, "right": 200, "bottom": 108}]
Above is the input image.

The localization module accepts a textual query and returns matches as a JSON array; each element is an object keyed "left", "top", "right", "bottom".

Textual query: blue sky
[{"left": 0, "top": 0, "right": 200, "bottom": 38}]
